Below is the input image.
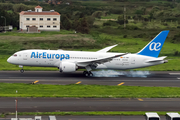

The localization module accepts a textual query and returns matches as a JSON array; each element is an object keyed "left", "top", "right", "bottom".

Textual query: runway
[
  {"left": 0, "top": 71, "right": 180, "bottom": 87},
  {"left": 0, "top": 71, "right": 180, "bottom": 114},
  {"left": 1, "top": 98, "right": 180, "bottom": 112}
]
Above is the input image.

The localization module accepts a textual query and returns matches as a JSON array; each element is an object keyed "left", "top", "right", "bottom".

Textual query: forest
[
  {"left": 1, "top": 0, "right": 180, "bottom": 71},
  {"left": 1, "top": 0, "right": 180, "bottom": 35}
]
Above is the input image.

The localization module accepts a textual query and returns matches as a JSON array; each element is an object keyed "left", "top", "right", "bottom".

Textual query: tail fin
[{"left": 137, "top": 30, "right": 169, "bottom": 58}]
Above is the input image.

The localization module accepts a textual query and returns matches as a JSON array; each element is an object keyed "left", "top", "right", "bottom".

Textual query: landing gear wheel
[
  {"left": 19, "top": 65, "right": 24, "bottom": 73},
  {"left": 20, "top": 69, "right": 24, "bottom": 73},
  {"left": 83, "top": 71, "right": 87, "bottom": 75},
  {"left": 83, "top": 71, "right": 93, "bottom": 77},
  {"left": 85, "top": 72, "right": 89, "bottom": 77},
  {"left": 83, "top": 71, "right": 88, "bottom": 77},
  {"left": 89, "top": 72, "right": 93, "bottom": 77}
]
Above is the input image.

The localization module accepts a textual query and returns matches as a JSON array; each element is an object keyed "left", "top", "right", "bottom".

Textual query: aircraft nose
[{"left": 7, "top": 56, "right": 12, "bottom": 63}]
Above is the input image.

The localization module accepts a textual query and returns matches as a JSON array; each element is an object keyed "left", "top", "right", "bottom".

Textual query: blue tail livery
[{"left": 137, "top": 30, "right": 169, "bottom": 58}]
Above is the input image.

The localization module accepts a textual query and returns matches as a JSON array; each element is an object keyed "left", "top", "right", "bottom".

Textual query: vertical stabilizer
[{"left": 137, "top": 30, "right": 169, "bottom": 58}]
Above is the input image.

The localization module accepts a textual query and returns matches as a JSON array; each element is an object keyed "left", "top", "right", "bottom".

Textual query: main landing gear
[
  {"left": 83, "top": 71, "right": 93, "bottom": 77},
  {"left": 19, "top": 65, "right": 24, "bottom": 73}
]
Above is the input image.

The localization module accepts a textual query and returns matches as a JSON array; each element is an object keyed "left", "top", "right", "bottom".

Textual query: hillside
[{"left": 0, "top": 0, "right": 180, "bottom": 70}]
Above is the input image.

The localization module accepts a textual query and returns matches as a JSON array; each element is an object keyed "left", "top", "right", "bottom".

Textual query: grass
[
  {"left": 93, "top": 19, "right": 105, "bottom": 26},
  {"left": 1, "top": 28, "right": 180, "bottom": 71},
  {"left": 0, "top": 30, "right": 75, "bottom": 37},
  {"left": 97, "top": 32, "right": 180, "bottom": 55},
  {"left": 1, "top": 83, "right": 180, "bottom": 98},
  {"left": 7, "top": 10, "right": 13, "bottom": 13},
  {"left": 0, "top": 31, "right": 96, "bottom": 55},
  {"left": 80, "top": 1, "right": 109, "bottom": 7},
  {"left": 1, "top": 111, "right": 179, "bottom": 116},
  {"left": 1, "top": 31, "right": 180, "bottom": 71},
  {"left": 127, "top": 21, "right": 179, "bottom": 29},
  {"left": 101, "top": 14, "right": 119, "bottom": 20}
]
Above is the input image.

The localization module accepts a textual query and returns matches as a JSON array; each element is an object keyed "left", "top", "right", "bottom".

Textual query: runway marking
[
  {"left": 169, "top": 73, "right": 180, "bottom": 75},
  {"left": 76, "top": 81, "right": 81, "bottom": 84},
  {"left": 118, "top": 82, "right": 124, "bottom": 86},
  {"left": 178, "top": 78, "right": 180, "bottom": 79},
  {"left": 138, "top": 98, "right": 143, "bottom": 101},
  {"left": 32, "top": 80, "right": 39, "bottom": 84}
]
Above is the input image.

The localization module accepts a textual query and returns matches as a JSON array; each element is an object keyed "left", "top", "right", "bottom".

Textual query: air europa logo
[
  {"left": 149, "top": 42, "right": 161, "bottom": 51},
  {"left": 31, "top": 52, "right": 70, "bottom": 60}
]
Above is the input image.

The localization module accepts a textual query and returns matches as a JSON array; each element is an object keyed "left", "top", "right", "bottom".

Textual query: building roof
[
  {"left": 19, "top": 11, "right": 60, "bottom": 15},
  {"left": 35, "top": 5, "right": 42, "bottom": 8}
]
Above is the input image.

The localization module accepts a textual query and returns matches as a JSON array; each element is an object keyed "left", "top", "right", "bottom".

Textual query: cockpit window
[{"left": 13, "top": 54, "right": 17, "bottom": 57}]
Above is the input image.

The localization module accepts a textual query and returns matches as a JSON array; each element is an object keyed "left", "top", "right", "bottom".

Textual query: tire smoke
[{"left": 92, "top": 70, "right": 150, "bottom": 78}]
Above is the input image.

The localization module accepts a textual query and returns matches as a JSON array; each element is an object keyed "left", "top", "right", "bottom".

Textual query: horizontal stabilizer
[{"left": 146, "top": 56, "right": 167, "bottom": 63}]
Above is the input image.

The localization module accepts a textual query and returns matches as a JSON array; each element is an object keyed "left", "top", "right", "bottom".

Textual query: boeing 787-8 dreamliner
[{"left": 7, "top": 30, "right": 169, "bottom": 76}]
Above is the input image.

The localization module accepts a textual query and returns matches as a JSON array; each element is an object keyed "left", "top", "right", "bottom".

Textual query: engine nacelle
[{"left": 59, "top": 62, "right": 77, "bottom": 73}]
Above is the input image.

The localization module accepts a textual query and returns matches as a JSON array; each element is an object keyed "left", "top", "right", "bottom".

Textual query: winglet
[
  {"left": 137, "top": 30, "right": 169, "bottom": 58},
  {"left": 97, "top": 44, "right": 118, "bottom": 53}
]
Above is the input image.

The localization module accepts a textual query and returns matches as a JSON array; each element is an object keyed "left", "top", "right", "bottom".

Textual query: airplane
[{"left": 7, "top": 30, "right": 169, "bottom": 77}]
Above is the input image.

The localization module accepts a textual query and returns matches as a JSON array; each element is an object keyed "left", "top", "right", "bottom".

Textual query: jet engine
[{"left": 59, "top": 62, "right": 78, "bottom": 73}]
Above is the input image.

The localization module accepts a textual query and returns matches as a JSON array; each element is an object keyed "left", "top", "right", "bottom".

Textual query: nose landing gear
[
  {"left": 83, "top": 71, "right": 93, "bottom": 77},
  {"left": 20, "top": 69, "right": 24, "bottom": 73},
  {"left": 19, "top": 65, "right": 24, "bottom": 73}
]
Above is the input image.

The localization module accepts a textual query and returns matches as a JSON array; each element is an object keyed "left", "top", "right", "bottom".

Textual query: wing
[
  {"left": 76, "top": 53, "right": 127, "bottom": 69},
  {"left": 96, "top": 44, "right": 118, "bottom": 53}
]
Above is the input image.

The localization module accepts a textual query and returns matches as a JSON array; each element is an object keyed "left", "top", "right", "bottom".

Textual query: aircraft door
[
  {"left": 131, "top": 57, "right": 135, "bottom": 64},
  {"left": 23, "top": 53, "right": 28, "bottom": 60}
]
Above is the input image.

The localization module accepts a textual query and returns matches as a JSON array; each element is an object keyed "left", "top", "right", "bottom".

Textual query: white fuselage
[{"left": 7, "top": 49, "right": 165, "bottom": 70}]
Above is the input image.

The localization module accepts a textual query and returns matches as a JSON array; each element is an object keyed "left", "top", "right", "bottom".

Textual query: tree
[
  {"left": 13, "top": 3, "right": 29, "bottom": 12},
  {"left": 75, "top": 12, "right": 85, "bottom": 19},
  {"left": 109, "top": 8, "right": 123, "bottom": 14},
  {"left": 0, "top": 8, "right": 19, "bottom": 28},
  {"left": 0, "top": 8, "right": 6, "bottom": 26},
  {"left": 87, "top": 16, "right": 95, "bottom": 28},
  {"left": 9, "top": 12, "right": 19, "bottom": 29},
  {"left": 72, "top": 19, "right": 79, "bottom": 30},
  {"left": 135, "top": 10, "right": 144, "bottom": 15},
  {"left": 76, "top": 17, "right": 89, "bottom": 34},
  {"left": 117, "top": 15, "right": 128, "bottom": 25},
  {"left": 61, "top": 15, "right": 72, "bottom": 30},
  {"left": 92, "top": 11, "right": 102, "bottom": 19},
  {"left": 115, "top": 0, "right": 128, "bottom": 1},
  {"left": 0, "top": 0, "right": 5, "bottom": 3}
]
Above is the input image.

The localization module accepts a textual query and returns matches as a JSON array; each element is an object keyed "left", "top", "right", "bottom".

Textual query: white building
[{"left": 19, "top": 5, "right": 60, "bottom": 31}]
